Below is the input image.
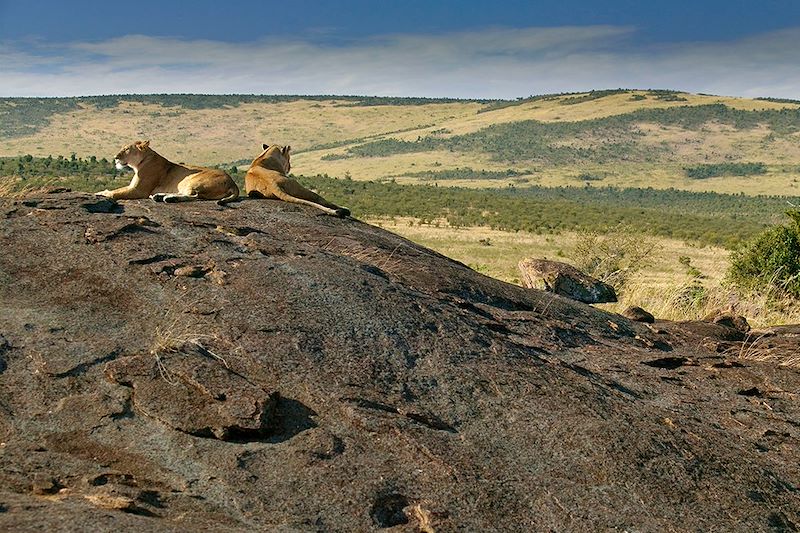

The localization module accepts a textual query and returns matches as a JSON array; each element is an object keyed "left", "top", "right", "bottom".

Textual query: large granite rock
[{"left": 0, "top": 192, "right": 798, "bottom": 531}]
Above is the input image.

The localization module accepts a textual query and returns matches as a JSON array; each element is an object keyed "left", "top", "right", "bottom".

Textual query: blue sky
[{"left": 1, "top": 0, "right": 800, "bottom": 98}]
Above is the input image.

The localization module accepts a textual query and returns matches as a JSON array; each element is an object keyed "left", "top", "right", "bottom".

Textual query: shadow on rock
[{"left": 264, "top": 398, "right": 318, "bottom": 444}]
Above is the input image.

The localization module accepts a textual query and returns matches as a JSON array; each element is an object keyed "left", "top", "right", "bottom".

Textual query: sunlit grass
[
  {"left": 370, "top": 217, "right": 799, "bottom": 328},
  {"left": 3, "top": 92, "right": 800, "bottom": 197}
]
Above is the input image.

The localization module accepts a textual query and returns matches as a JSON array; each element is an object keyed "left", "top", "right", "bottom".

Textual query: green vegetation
[
  {"left": 333, "top": 96, "right": 490, "bottom": 107},
  {"left": 0, "top": 99, "right": 80, "bottom": 137},
  {"left": 475, "top": 89, "right": 683, "bottom": 113},
  {"left": 570, "top": 227, "right": 657, "bottom": 287},
  {"left": 298, "top": 174, "right": 791, "bottom": 248},
  {"left": 347, "top": 122, "right": 644, "bottom": 164},
  {"left": 475, "top": 90, "right": 634, "bottom": 114},
  {"left": 4, "top": 154, "right": 797, "bottom": 248},
  {"left": 298, "top": 124, "right": 438, "bottom": 155},
  {"left": 575, "top": 172, "right": 604, "bottom": 182},
  {"left": 0, "top": 154, "right": 122, "bottom": 178},
  {"left": 755, "top": 97, "right": 800, "bottom": 105},
  {"left": 3, "top": 155, "right": 796, "bottom": 250},
  {"left": 347, "top": 104, "right": 800, "bottom": 163},
  {"left": 728, "top": 210, "right": 800, "bottom": 298},
  {"left": 684, "top": 162, "right": 767, "bottom": 179},
  {"left": 390, "top": 167, "right": 530, "bottom": 181},
  {"left": 559, "top": 89, "right": 630, "bottom": 105},
  {"left": 476, "top": 93, "right": 567, "bottom": 114},
  {"left": 647, "top": 90, "right": 688, "bottom": 102}
]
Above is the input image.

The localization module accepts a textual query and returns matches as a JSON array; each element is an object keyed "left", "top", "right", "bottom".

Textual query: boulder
[
  {"left": 622, "top": 305, "right": 655, "bottom": 323},
  {"left": 0, "top": 192, "right": 798, "bottom": 531},
  {"left": 518, "top": 258, "right": 617, "bottom": 303},
  {"left": 703, "top": 311, "right": 751, "bottom": 333}
]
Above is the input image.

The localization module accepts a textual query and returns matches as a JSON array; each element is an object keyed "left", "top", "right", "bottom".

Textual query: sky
[{"left": 1, "top": 0, "right": 800, "bottom": 99}]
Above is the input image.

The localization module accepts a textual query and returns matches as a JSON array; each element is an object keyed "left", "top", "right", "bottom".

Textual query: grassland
[
  {"left": 4, "top": 157, "right": 794, "bottom": 249},
  {"left": 2, "top": 90, "right": 800, "bottom": 196},
  {"left": 370, "top": 218, "right": 800, "bottom": 327}
]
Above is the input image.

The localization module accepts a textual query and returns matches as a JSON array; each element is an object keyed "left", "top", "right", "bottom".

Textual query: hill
[
  {"left": 0, "top": 192, "right": 798, "bottom": 531},
  {"left": 2, "top": 90, "right": 800, "bottom": 196}
]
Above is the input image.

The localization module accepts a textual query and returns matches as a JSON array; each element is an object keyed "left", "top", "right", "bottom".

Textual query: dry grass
[
  {"left": 719, "top": 330, "right": 800, "bottom": 368},
  {"left": 4, "top": 93, "right": 800, "bottom": 196},
  {"left": 0, "top": 177, "right": 61, "bottom": 198},
  {"left": 0, "top": 100, "right": 477, "bottom": 165},
  {"left": 149, "top": 297, "right": 233, "bottom": 383},
  {"left": 370, "top": 218, "right": 800, "bottom": 328},
  {"left": 408, "top": 503, "right": 436, "bottom": 533},
  {"left": 321, "top": 236, "right": 408, "bottom": 277}
]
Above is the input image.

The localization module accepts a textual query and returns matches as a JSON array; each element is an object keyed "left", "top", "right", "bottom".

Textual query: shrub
[
  {"left": 684, "top": 162, "right": 767, "bottom": 179},
  {"left": 570, "top": 226, "right": 659, "bottom": 288},
  {"left": 575, "top": 172, "right": 604, "bottom": 182},
  {"left": 727, "top": 210, "right": 800, "bottom": 298},
  {"left": 321, "top": 153, "right": 351, "bottom": 161}
]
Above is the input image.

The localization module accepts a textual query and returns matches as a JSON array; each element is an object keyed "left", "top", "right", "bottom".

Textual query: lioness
[
  {"left": 96, "top": 140, "right": 239, "bottom": 204},
  {"left": 245, "top": 144, "right": 350, "bottom": 217}
]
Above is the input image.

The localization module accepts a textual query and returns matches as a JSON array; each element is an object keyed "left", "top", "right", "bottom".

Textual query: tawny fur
[
  {"left": 245, "top": 144, "right": 350, "bottom": 217},
  {"left": 96, "top": 140, "right": 239, "bottom": 204}
]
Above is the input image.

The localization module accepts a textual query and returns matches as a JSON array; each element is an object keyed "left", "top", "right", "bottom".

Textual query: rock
[
  {"left": 0, "top": 192, "right": 799, "bottom": 531},
  {"left": 105, "top": 345, "right": 278, "bottom": 440},
  {"left": 31, "top": 473, "right": 61, "bottom": 495},
  {"left": 622, "top": 306, "right": 655, "bottom": 323},
  {"left": 172, "top": 264, "right": 210, "bottom": 278},
  {"left": 711, "top": 313, "right": 751, "bottom": 333},
  {"left": 0, "top": 334, "right": 8, "bottom": 373},
  {"left": 518, "top": 258, "right": 617, "bottom": 303}
]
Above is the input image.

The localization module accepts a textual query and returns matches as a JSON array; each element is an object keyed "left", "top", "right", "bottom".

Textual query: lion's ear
[
  {"left": 262, "top": 144, "right": 269, "bottom": 150},
  {"left": 282, "top": 145, "right": 291, "bottom": 155},
  {"left": 140, "top": 140, "right": 150, "bottom": 150}
]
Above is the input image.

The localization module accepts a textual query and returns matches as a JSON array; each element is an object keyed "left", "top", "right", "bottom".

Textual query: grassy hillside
[
  {"left": 2, "top": 90, "right": 800, "bottom": 196},
  {"left": 371, "top": 218, "right": 800, "bottom": 327},
  {"left": 2, "top": 154, "right": 796, "bottom": 249}
]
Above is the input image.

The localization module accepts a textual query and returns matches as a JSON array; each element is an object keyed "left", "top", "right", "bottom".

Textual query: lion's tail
[{"left": 216, "top": 183, "right": 241, "bottom": 206}]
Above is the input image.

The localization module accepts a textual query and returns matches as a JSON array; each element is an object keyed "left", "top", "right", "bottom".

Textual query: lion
[
  {"left": 96, "top": 140, "right": 239, "bottom": 204},
  {"left": 245, "top": 144, "right": 350, "bottom": 217}
]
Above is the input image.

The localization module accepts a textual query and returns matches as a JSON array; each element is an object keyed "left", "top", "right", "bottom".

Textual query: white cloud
[{"left": 1, "top": 25, "right": 799, "bottom": 99}]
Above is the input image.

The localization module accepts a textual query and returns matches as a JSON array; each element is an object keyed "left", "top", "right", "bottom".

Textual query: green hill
[{"left": 2, "top": 89, "right": 798, "bottom": 196}]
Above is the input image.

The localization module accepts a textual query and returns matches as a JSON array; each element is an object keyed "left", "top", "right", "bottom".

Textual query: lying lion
[
  {"left": 245, "top": 144, "right": 350, "bottom": 217},
  {"left": 96, "top": 140, "right": 239, "bottom": 204}
]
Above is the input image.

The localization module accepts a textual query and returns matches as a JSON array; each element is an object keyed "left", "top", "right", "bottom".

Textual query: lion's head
[
  {"left": 252, "top": 144, "right": 291, "bottom": 174},
  {"left": 114, "top": 140, "right": 151, "bottom": 170}
]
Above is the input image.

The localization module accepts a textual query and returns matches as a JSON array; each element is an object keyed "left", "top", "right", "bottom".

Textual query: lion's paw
[{"left": 95, "top": 190, "right": 113, "bottom": 198}]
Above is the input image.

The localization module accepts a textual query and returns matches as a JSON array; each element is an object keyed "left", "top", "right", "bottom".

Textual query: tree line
[{"left": 2, "top": 155, "right": 796, "bottom": 249}]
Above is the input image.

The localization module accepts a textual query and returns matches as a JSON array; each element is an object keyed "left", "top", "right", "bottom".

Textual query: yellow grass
[
  {"left": 3, "top": 91, "right": 800, "bottom": 196},
  {"left": 0, "top": 99, "right": 479, "bottom": 165},
  {"left": 369, "top": 218, "right": 800, "bottom": 328}
]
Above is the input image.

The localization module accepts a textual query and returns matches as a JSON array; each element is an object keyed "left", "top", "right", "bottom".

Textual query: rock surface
[
  {"left": 0, "top": 192, "right": 798, "bottom": 532},
  {"left": 622, "top": 305, "right": 656, "bottom": 323},
  {"left": 518, "top": 258, "right": 618, "bottom": 303},
  {"left": 105, "top": 345, "right": 279, "bottom": 440}
]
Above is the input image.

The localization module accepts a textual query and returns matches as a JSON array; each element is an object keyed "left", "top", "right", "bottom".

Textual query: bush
[
  {"left": 570, "top": 226, "right": 659, "bottom": 288},
  {"left": 321, "top": 153, "right": 351, "bottom": 161},
  {"left": 575, "top": 172, "right": 604, "bottom": 182},
  {"left": 684, "top": 162, "right": 767, "bottom": 179},
  {"left": 727, "top": 210, "right": 800, "bottom": 298}
]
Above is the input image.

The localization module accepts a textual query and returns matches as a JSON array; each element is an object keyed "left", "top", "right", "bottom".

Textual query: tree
[{"left": 727, "top": 210, "right": 800, "bottom": 298}]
